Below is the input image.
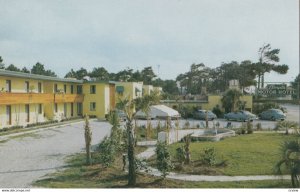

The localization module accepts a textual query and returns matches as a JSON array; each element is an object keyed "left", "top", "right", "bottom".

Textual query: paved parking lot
[
  {"left": 0, "top": 120, "right": 111, "bottom": 188},
  {"left": 135, "top": 104, "right": 299, "bottom": 130}
]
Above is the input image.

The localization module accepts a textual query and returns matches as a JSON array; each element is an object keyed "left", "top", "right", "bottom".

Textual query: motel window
[
  {"left": 54, "top": 84, "right": 58, "bottom": 93},
  {"left": 6, "top": 105, "right": 11, "bottom": 125},
  {"left": 77, "top": 103, "right": 83, "bottom": 116},
  {"left": 6, "top": 80, "right": 11, "bottom": 92},
  {"left": 64, "top": 84, "right": 67, "bottom": 93},
  {"left": 54, "top": 103, "right": 58, "bottom": 113},
  {"left": 38, "top": 82, "right": 42, "bottom": 93},
  {"left": 70, "top": 85, "right": 74, "bottom": 94},
  {"left": 90, "top": 102, "right": 96, "bottom": 111},
  {"left": 116, "top": 86, "right": 124, "bottom": 96},
  {"left": 38, "top": 104, "right": 42, "bottom": 114},
  {"left": 64, "top": 103, "right": 67, "bottom": 117},
  {"left": 25, "top": 81, "right": 29, "bottom": 93},
  {"left": 25, "top": 104, "right": 30, "bottom": 122},
  {"left": 71, "top": 103, "right": 74, "bottom": 117},
  {"left": 90, "top": 85, "right": 96, "bottom": 94},
  {"left": 77, "top": 85, "right": 83, "bottom": 94}
]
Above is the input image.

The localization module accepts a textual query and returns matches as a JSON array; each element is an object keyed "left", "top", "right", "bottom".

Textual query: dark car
[
  {"left": 193, "top": 110, "right": 217, "bottom": 120},
  {"left": 224, "top": 110, "right": 257, "bottom": 122},
  {"left": 258, "top": 108, "right": 286, "bottom": 121}
]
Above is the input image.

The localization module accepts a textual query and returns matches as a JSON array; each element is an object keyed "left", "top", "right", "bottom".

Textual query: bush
[
  {"left": 26, "top": 120, "right": 59, "bottom": 128},
  {"left": 212, "top": 105, "right": 223, "bottom": 118},
  {"left": 253, "top": 102, "right": 281, "bottom": 114},
  {"left": 178, "top": 105, "right": 196, "bottom": 119},
  {"left": 256, "top": 123, "right": 262, "bottom": 131},
  {"left": 247, "top": 121, "right": 253, "bottom": 134},
  {"left": 156, "top": 141, "right": 173, "bottom": 178},
  {"left": 175, "top": 146, "right": 185, "bottom": 165},
  {"left": 0, "top": 125, "right": 23, "bottom": 132},
  {"left": 98, "top": 137, "right": 116, "bottom": 167},
  {"left": 200, "top": 147, "right": 217, "bottom": 166}
]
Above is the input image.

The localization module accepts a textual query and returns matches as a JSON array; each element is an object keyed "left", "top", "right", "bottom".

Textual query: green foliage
[
  {"left": 178, "top": 105, "right": 196, "bottom": 119},
  {"left": 200, "top": 147, "right": 217, "bottom": 166},
  {"left": 175, "top": 146, "right": 186, "bottom": 164},
  {"left": 221, "top": 89, "right": 242, "bottom": 113},
  {"left": 275, "top": 121, "right": 298, "bottom": 135},
  {"left": 291, "top": 74, "right": 300, "bottom": 99},
  {"left": 212, "top": 105, "right": 223, "bottom": 118},
  {"left": 184, "top": 135, "right": 191, "bottom": 164},
  {"left": 156, "top": 141, "right": 173, "bottom": 178},
  {"left": 275, "top": 140, "right": 300, "bottom": 187},
  {"left": 6, "top": 64, "right": 21, "bottom": 72},
  {"left": 98, "top": 137, "right": 116, "bottom": 167},
  {"left": 256, "top": 123, "right": 262, "bottom": 131},
  {"left": 31, "top": 62, "right": 57, "bottom": 77},
  {"left": 253, "top": 102, "right": 281, "bottom": 114},
  {"left": 84, "top": 115, "right": 92, "bottom": 165},
  {"left": 247, "top": 121, "right": 253, "bottom": 134}
]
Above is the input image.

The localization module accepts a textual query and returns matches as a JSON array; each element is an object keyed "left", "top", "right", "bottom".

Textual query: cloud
[{"left": 0, "top": 0, "right": 298, "bottom": 80}]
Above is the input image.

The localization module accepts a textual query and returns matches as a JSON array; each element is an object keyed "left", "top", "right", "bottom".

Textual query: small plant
[
  {"left": 98, "top": 137, "right": 116, "bottom": 167},
  {"left": 184, "top": 121, "right": 190, "bottom": 129},
  {"left": 275, "top": 121, "right": 298, "bottom": 135},
  {"left": 175, "top": 146, "right": 186, "bottom": 165},
  {"left": 200, "top": 147, "right": 217, "bottom": 166},
  {"left": 247, "top": 121, "right": 253, "bottom": 134},
  {"left": 156, "top": 141, "right": 173, "bottom": 179},
  {"left": 196, "top": 124, "right": 200, "bottom": 129},
  {"left": 256, "top": 123, "right": 262, "bottom": 131},
  {"left": 183, "top": 135, "right": 191, "bottom": 164},
  {"left": 84, "top": 115, "right": 92, "bottom": 165}
]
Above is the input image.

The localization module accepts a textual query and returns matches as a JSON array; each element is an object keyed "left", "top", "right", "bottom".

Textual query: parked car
[
  {"left": 224, "top": 110, "right": 257, "bottom": 122},
  {"left": 258, "top": 108, "right": 286, "bottom": 121},
  {"left": 193, "top": 110, "right": 217, "bottom": 120}
]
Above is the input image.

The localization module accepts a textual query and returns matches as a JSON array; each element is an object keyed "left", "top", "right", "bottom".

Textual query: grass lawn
[
  {"left": 167, "top": 132, "right": 298, "bottom": 176},
  {"left": 34, "top": 150, "right": 292, "bottom": 188}
]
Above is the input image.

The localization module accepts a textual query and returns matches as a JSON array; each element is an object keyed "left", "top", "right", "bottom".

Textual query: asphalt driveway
[{"left": 0, "top": 120, "right": 111, "bottom": 188}]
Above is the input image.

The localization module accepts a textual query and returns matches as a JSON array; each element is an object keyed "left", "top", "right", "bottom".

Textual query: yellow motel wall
[
  {"left": 83, "top": 83, "right": 111, "bottom": 119},
  {"left": 0, "top": 76, "right": 83, "bottom": 128}
]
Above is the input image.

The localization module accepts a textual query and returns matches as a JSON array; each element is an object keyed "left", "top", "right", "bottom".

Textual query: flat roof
[{"left": 0, "top": 69, "right": 83, "bottom": 83}]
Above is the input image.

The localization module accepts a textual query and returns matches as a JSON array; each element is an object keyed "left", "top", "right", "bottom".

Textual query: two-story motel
[{"left": 0, "top": 70, "right": 161, "bottom": 129}]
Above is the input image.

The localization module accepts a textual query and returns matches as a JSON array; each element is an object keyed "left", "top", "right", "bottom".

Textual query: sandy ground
[{"left": 0, "top": 120, "right": 111, "bottom": 188}]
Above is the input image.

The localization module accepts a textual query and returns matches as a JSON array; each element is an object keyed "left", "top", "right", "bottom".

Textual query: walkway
[{"left": 136, "top": 137, "right": 290, "bottom": 182}]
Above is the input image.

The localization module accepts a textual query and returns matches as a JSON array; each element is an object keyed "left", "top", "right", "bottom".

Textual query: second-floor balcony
[{"left": 0, "top": 93, "right": 84, "bottom": 105}]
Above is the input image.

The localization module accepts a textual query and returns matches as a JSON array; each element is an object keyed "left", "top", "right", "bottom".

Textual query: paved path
[
  {"left": 0, "top": 120, "right": 111, "bottom": 188},
  {"left": 136, "top": 137, "right": 290, "bottom": 182}
]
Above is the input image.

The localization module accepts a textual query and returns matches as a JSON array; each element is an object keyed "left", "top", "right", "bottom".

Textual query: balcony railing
[{"left": 0, "top": 93, "right": 84, "bottom": 105}]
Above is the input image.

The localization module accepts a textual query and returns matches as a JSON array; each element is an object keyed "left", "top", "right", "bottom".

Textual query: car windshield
[{"left": 271, "top": 109, "right": 284, "bottom": 114}]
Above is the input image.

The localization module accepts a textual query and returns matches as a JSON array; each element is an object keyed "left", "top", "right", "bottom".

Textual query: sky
[{"left": 0, "top": 0, "right": 298, "bottom": 82}]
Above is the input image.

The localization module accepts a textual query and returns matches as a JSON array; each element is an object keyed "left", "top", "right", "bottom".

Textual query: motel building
[{"left": 0, "top": 69, "right": 162, "bottom": 129}]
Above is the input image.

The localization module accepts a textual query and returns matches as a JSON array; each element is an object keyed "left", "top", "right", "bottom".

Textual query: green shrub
[
  {"left": 253, "top": 102, "right": 281, "bottom": 114},
  {"left": 256, "top": 123, "right": 262, "bottom": 131},
  {"left": 98, "top": 137, "right": 116, "bottom": 167},
  {"left": 247, "top": 121, "right": 253, "bottom": 134},
  {"left": 156, "top": 141, "right": 173, "bottom": 178},
  {"left": 212, "top": 105, "right": 223, "bottom": 118},
  {"left": 200, "top": 147, "right": 217, "bottom": 166},
  {"left": 175, "top": 146, "right": 185, "bottom": 165}
]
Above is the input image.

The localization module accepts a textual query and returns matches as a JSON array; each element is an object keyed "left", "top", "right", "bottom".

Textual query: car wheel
[{"left": 271, "top": 116, "right": 276, "bottom": 121}]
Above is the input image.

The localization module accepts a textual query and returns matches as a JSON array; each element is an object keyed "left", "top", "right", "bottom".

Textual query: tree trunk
[
  {"left": 86, "top": 143, "right": 91, "bottom": 165},
  {"left": 261, "top": 73, "right": 264, "bottom": 88},
  {"left": 258, "top": 73, "right": 261, "bottom": 90},
  {"left": 127, "top": 119, "right": 136, "bottom": 186}
]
